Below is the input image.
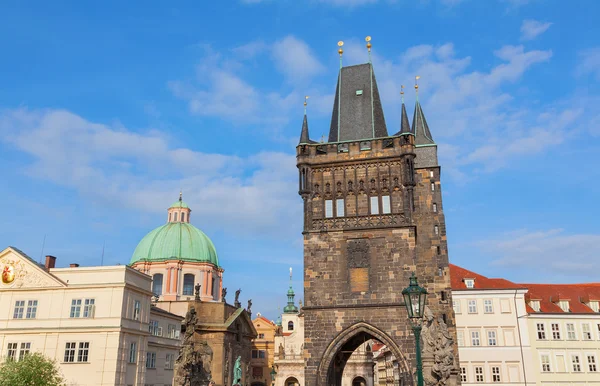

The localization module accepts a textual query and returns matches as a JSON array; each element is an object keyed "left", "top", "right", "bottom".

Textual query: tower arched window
[
  {"left": 183, "top": 274, "right": 194, "bottom": 296},
  {"left": 288, "top": 321, "right": 294, "bottom": 331},
  {"left": 211, "top": 277, "right": 216, "bottom": 296},
  {"left": 152, "top": 274, "right": 163, "bottom": 296},
  {"left": 173, "top": 212, "right": 178, "bottom": 222},
  {"left": 169, "top": 213, "right": 171, "bottom": 222},
  {"left": 181, "top": 212, "right": 186, "bottom": 222}
]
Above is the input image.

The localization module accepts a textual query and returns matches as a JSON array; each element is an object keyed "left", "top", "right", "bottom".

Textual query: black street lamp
[
  {"left": 270, "top": 365, "right": 277, "bottom": 386},
  {"left": 402, "top": 273, "right": 428, "bottom": 386}
]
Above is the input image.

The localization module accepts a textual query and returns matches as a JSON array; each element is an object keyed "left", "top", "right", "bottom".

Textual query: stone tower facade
[{"left": 297, "top": 61, "right": 460, "bottom": 386}]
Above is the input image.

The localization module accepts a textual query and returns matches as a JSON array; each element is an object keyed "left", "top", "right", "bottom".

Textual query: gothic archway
[
  {"left": 352, "top": 376, "right": 367, "bottom": 386},
  {"left": 316, "top": 322, "right": 412, "bottom": 386},
  {"left": 284, "top": 377, "right": 300, "bottom": 386}
]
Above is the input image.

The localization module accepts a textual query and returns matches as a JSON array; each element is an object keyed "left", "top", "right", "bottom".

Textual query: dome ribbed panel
[{"left": 130, "top": 223, "right": 218, "bottom": 266}]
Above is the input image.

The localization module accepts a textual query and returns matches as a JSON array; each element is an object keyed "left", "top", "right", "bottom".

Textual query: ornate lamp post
[
  {"left": 270, "top": 365, "right": 277, "bottom": 386},
  {"left": 402, "top": 273, "right": 428, "bottom": 386}
]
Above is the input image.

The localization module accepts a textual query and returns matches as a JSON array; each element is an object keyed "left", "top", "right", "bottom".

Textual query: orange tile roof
[
  {"left": 450, "top": 264, "right": 600, "bottom": 314},
  {"left": 450, "top": 264, "right": 524, "bottom": 290},
  {"left": 523, "top": 283, "right": 600, "bottom": 314}
]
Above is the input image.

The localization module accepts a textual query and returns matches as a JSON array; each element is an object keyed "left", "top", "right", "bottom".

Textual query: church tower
[{"left": 297, "top": 40, "right": 459, "bottom": 386}]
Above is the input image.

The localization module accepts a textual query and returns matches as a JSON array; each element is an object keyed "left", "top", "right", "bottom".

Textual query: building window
[
  {"left": 460, "top": 367, "right": 467, "bottom": 382},
  {"left": 474, "top": 366, "right": 484, "bottom": 382},
  {"left": 129, "top": 342, "right": 137, "bottom": 363},
  {"left": 146, "top": 352, "right": 156, "bottom": 368},
  {"left": 491, "top": 366, "right": 501, "bottom": 382},
  {"left": 588, "top": 355, "right": 597, "bottom": 372},
  {"left": 133, "top": 300, "right": 141, "bottom": 321},
  {"left": 484, "top": 299, "right": 493, "bottom": 314},
  {"left": 453, "top": 299, "right": 461, "bottom": 314},
  {"left": 590, "top": 301, "right": 600, "bottom": 312},
  {"left": 431, "top": 182, "right": 435, "bottom": 191},
  {"left": 7, "top": 343, "right": 17, "bottom": 361},
  {"left": 551, "top": 323, "right": 561, "bottom": 340},
  {"left": 167, "top": 324, "right": 178, "bottom": 339},
  {"left": 211, "top": 278, "right": 215, "bottom": 296},
  {"left": 64, "top": 342, "right": 76, "bottom": 363},
  {"left": 566, "top": 323, "right": 576, "bottom": 340},
  {"left": 541, "top": 354, "right": 551, "bottom": 372},
  {"left": 169, "top": 213, "right": 171, "bottom": 222},
  {"left": 434, "top": 225, "right": 439, "bottom": 235},
  {"left": 78, "top": 342, "right": 89, "bottom": 362},
  {"left": 83, "top": 299, "right": 95, "bottom": 318},
  {"left": 370, "top": 196, "right": 379, "bottom": 215},
  {"left": 152, "top": 274, "right": 163, "bottom": 296},
  {"left": 173, "top": 212, "right": 178, "bottom": 222},
  {"left": 530, "top": 300, "right": 540, "bottom": 311},
  {"left": 558, "top": 300, "right": 570, "bottom": 312},
  {"left": 457, "top": 331, "right": 464, "bottom": 347},
  {"left": 582, "top": 323, "right": 592, "bottom": 340},
  {"left": 13, "top": 301, "right": 25, "bottom": 319},
  {"left": 325, "top": 200, "right": 333, "bottom": 218},
  {"left": 165, "top": 353, "right": 175, "bottom": 370},
  {"left": 468, "top": 300, "right": 477, "bottom": 314},
  {"left": 437, "top": 246, "right": 441, "bottom": 255},
  {"left": 70, "top": 299, "right": 82, "bottom": 318},
  {"left": 19, "top": 343, "right": 30, "bottom": 360},
  {"left": 288, "top": 321, "right": 294, "bottom": 331},
  {"left": 487, "top": 330, "right": 497, "bottom": 346},
  {"left": 536, "top": 323, "right": 546, "bottom": 340},
  {"left": 258, "top": 333, "right": 265, "bottom": 339},
  {"left": 433, "top": 203, "right": 437, "bottom": 213},
  {"left": 25, "top": 300, "right": 38, "bottom": 319},
  {"left": 181, "top": 212, "right": 186, "bottom": 222},
  {"left": 336, "top": 198, "right": 345, "bottom": 217},
  {"left": 572, "top": 355, "right": 581, "bottom": 372},
  {"left": 183, "top": 274, "right": 195, "bottom": 296},
  {"left": 251, "top": 350, "right": 266, "bottom": 359},
  {"left": 465, "top": 279, "right": 475, "bottom": 289},
  {"left": 149, "top": 320, "right": 160, "bottom": 336},
  {"left": 471, "top": 331, "right": 480, "bottom": 346},
  {"left": 382, "top": 196, "right": 391, "bottom": 214}
]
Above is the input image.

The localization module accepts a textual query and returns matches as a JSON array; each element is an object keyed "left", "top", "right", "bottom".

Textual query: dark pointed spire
[
  {"left": 412, "top": 76, "right": 435, "bottom": 146},
  {"left": 394, "top": 85, "right": 412, "bottom": 136},
  {"left": 299, "top": 96, "right": 313, "bottom": 145}
]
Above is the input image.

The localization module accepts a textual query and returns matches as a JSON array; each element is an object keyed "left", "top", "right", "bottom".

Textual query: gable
[{"left": 0, "top": 247, "right": 66, "bottom": 290}]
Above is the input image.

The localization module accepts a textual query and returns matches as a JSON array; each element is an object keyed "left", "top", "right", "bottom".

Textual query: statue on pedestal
[
  {"left": 174, "top": 307, "right": 213, "bottom": 386},
  {"left": 232, "top": 356, "right": 242, "bottom": 386}
]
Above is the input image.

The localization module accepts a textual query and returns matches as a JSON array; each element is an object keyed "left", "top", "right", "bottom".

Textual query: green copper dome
[{"left": 130, "top": 222, "right": 219, "bottom": 266}]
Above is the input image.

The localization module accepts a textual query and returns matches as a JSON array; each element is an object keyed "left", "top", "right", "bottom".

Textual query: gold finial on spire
[
  {"left": 415, "top": 76, "right": 420, "bottom": 91},
  {"left": 337, "top": 40, "right": 344, "bottom": 56},
  {"left": 365, "top": 36, "right": 372, "bottom": 51},
  {"left": 401, "top": 84, "right": 405, "bottom": 103},
  {"left": 304, "top": 96, "right": 309, "bottom": 115}
]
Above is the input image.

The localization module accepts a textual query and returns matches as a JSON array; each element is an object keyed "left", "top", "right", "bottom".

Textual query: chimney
[
  {"left": 45, "top": 255, "right": 57, "bottom": 269},
  {"left": 70, "top": 263, "right": 80, "bottom": 268}
]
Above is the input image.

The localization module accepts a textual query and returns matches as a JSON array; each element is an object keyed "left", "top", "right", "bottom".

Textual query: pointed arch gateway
[{"left": 316, "top": 322, "right": 413, "bottom": 386}]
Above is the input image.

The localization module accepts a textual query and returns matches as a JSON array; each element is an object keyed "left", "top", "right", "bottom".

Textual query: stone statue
[
  {"left": 247, "top": 299, "right": 252, "bottom": 314},
  {"left": 421, "top": 307, "right": 456, "bottom": 386},
  {"left": 195, "top": 283, "right": 201, "bottom": 301},
  {"left": 183, "top": 307, "right": 198, "bottom": 343},
  {"left": 279, "top": 343, "right": 285, "bottom": 359},
  {"left": 174, "top": 307, "right": 213, "bottom": 386},
  {"left": 222, "top": 287, "right": 227, "bottom": 303},
  {"left": 234, "top": 288, "right": 241, "bottom": 307},
  {"left": 232, "top": 356, "right": 242, "bottom": 386}
]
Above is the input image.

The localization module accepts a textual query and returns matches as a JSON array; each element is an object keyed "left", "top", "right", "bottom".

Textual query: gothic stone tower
[{"left": 297, "top": 60, "right": 460, "bottom": 386}]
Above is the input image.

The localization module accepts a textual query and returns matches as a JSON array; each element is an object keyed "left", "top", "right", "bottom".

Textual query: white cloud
[
  {"left": 272, "top": 36, "right": 325, "bottom": 82},
  {"left": 477, "top": 229, "right": 600, "bottom": 277},
  {"left": 576, "top": 47, "right": 600, "bottom": 80},
  {"left": 520, "top": 19, "right": 552, "bottom": 40},
  {"left": 0, "top": 108, "right": 301, "bottom": 239}
]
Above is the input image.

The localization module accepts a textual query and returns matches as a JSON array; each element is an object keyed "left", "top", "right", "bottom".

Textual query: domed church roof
[{"left": 129, "top": 194, "right": 219, "bottom": 266}]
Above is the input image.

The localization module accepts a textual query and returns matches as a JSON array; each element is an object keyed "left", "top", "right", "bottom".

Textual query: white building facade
[{"left": 0, "top": 246, "right": 181, "bottom": 386}]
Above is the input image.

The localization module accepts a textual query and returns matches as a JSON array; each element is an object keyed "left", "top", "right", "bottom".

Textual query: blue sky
[{"left": 1, "top": 0, "right": 599, "bottom": 320}]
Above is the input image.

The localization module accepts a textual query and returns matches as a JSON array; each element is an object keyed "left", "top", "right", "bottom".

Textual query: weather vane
[
  {"left": 304, "top": 96, "right": 309, "bottom": 115},
  {"left": 401, "top": 84, "right": 405, "bottom": 103},
  {"left": 338, "top": 40, "right": 344, "bottom": 68},
  {"left": 366, "top": 36, "right": 372, "bottom": 63}
]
